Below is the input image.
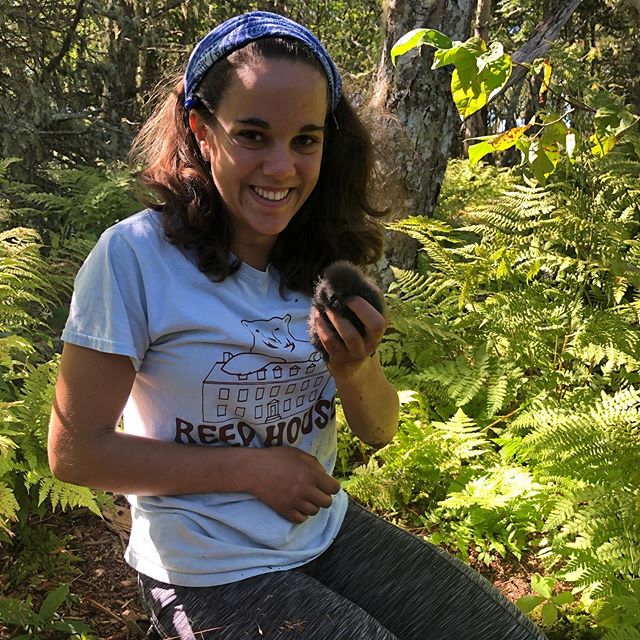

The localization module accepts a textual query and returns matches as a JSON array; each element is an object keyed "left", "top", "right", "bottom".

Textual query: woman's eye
[
  {"left": 294, "top": 135, "right": 321, "bottom": 149},
  {"left": 235, "top": 131, "right": 265, "bottom": 145}
]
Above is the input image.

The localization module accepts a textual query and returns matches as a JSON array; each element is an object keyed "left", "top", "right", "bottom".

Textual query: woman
[{"left": 48, "top": 11, "right": 547, "bottom": 640}]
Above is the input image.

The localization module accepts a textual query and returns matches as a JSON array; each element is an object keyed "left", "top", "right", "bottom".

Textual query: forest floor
[{"left": 1, "top": 496, "right": 543, "bottom": 640}]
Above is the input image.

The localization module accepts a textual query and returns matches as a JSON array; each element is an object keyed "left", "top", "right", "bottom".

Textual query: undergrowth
[{"left": 345, "top": 152, "right": 640, "bottom": 637}]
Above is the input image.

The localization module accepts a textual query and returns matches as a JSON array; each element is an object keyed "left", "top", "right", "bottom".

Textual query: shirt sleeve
[{"left": 62, "top": 228, "right": 150, "bottom": 370}]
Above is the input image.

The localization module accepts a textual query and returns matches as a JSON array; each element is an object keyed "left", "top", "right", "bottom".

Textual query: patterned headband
[{"left": 183, "top": 11, "right": 342, "bottom": 112}]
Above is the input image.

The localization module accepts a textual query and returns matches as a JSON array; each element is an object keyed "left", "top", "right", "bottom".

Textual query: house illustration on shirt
[{"left": 201, "top": 314, "right": 329, "bottom": 424}]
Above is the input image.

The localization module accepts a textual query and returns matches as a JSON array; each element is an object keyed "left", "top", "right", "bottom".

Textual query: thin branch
[
  {"left": 148, "top": 0, "right": 190, "bottom": 21},
  {"left": 42, "top": 0, "right": 86, "bottom": 77}
]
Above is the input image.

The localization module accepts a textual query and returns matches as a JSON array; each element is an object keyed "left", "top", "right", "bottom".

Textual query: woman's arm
[
  {"left": 48, "top": 343, "right": 339, "bottom": 523},
  {"left": 310, "top": 297, "right": 399, "bottom": 446}
]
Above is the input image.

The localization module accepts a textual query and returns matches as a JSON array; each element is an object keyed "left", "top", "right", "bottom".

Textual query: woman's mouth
[{"left": 251, "top": 186, "right": 291, "bottom": 202}]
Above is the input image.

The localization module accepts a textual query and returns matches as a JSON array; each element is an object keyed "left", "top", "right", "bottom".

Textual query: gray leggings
[{"left": 139, "top": 500, "right": 547, "bottom": 640}]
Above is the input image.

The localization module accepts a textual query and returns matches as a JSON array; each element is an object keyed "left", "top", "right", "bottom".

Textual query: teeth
[{"left": 253, "top": 186, "right": 289, "bottom": 201}]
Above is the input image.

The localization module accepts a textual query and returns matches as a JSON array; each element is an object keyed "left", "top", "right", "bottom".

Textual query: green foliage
[
  {"left": 0, "top": 583, "right": 93, "bottom": 639},
  {"left": 430, "top": 464, "right": 545, "bottom": 564},
  {"left": 345, "top": 403, "right": 494, "bottom": 514},
  {"left": 391, "top": 25, "right": 640, "bottom": 181},
  {"left": 0, "top": 0, "right": 382, "bottom": 179},
  {"left": 517, "top": 574, "right": 576, "bottom": 627},
  {"left": 597, "top": 580, "right": 640, "bottom": 633},
  {"left": 7, "top": 524, "right": 81, "bottom": 588},
  {"left": 0, "top": 162, "right": 139, "bottom": 242},
  {"left": 0, "top": 163, "right": 110, "bottom": 538},
  {"left": 343, "top": 151, "right": 640, "bottom": 636},
  {"left": 391, "top": 29, "right": 512, "bottom": 120}
]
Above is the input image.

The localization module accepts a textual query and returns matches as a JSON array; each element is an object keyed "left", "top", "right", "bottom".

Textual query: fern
[
  {"left": 1, "top": 162, "right": 138, "bottom": 242},
  {"left": 359, "top": 155, "right": 640, "bottom": 627},
  {"left": 0, "top": 221, "right": 104, "bottom": 534}
]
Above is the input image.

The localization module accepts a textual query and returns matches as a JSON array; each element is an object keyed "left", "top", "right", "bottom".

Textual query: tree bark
[
  {"left": 369, "top": 0, "right": 474, "bottom": 273},
  {"left": 501, "top": 0, "right": 583, "bottom": 95},
  {"left": 626, "top": 0, "right": 640, "bottom": 18}
]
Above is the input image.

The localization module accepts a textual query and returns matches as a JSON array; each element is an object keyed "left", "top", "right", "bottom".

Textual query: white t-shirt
[{"left": 62, "top": 209, "right": 347, "bottom": 586}]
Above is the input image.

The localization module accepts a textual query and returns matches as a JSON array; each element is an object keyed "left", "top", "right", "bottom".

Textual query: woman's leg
[
  {"left": 139, "top": 568, "right": 400, "bottom": 640},
  {"left": 302, "top": 499, "right": 548, "bottom": 640}
]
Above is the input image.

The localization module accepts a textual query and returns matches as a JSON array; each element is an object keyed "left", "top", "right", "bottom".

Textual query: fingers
[
  {"left": 313, "top": 296, "right": 386, "bottom": 360},
  {"left": 253, "top": 447, "right": 340, "bottom": 524}
]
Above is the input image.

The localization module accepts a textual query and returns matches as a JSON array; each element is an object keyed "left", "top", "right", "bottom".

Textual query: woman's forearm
[
  {"left": 334, "top": 355, "right": 399, "bottom": 446},
  {"left": 49, "top": 411, "right": 261, "bottom": 496}
]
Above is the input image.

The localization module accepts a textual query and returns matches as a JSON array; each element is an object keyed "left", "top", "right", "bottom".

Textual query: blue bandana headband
[{"left": 183, "top": 11, "right": 342, "bottom": 113}]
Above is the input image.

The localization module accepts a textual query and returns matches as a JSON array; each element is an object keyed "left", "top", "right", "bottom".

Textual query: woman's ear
[{"left": 188, "top": 111, "right": 211, "bottom": 161}]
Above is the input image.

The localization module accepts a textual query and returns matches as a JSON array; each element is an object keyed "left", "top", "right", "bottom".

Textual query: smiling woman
[
  {"left": 188, "top": 58, "right": 328, "bottom": 269},
  {"left": 47, "top": 11, "right": 547, "bottom": 640}
]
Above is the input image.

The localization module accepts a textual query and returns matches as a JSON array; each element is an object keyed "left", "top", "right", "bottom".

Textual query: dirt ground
[{"left": 1, "top": 498, "right": 539, "bottom": 640}]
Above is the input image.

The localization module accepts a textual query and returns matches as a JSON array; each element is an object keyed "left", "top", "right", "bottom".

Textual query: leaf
[
  {"left": 539, "top": 60, "right": 552, "bottom": 104},
  {"left": 468, "top": 141, "right": 496, "bottom": 166},
  {"left": 391, "top": 28, "right": 453, "bottom": 65},
  {"left": 565, "top": 131, "right": 577, "bottom": 159},
  {"left": 531, "top": 573, "right": 555, "bottom": 598},
  {"left": 0, "top": 598, "right": 40, "bottom": 626},
  {"left": 446, "top": 39, "right": 512, "bottom": 119},
  {"left": 591, "top": 133, "right": 617, "bottom": 158},
  {"left": 50, "top": 619, "right": 92, "bottom": 633},
  {"left": 541, "top": 601, "right": 558, "bottom": 626},
  {"left": 528, "top": 140, "right": 556, "bottom": 183},
  {"left": 398, "top": 390, "right": 420, "bottom": 405},
  {"left": 437, "top": 38, "right": 486, "bottom": 84},
  {"left": 591, "top": 103, "right": 640, "bottom": 157},
  {"left": 516, "top": 595, "right": 546, "bottom": 613},
  {"left": 38, "top": 583, "right": 69, "bottom": 621},
  {"left": 552, "top": 591, "right": 574, "bottom": 605},
  {"left": 468, "top": 126, "right": 531, "bottom": 166}
]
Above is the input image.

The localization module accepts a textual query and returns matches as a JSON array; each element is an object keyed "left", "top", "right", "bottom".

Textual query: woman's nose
[{"left": 262, "top": 144, "right": 296, "bottom": 178}]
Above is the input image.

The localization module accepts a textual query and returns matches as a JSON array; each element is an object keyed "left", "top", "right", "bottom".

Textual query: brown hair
[{"left": 130, "top": 37, "right": 386, "bottom": 295}]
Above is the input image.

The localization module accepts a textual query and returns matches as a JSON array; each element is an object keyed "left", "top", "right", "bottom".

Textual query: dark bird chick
[{"left": 309, "top": 261, "right": 386, "bottom": 361}]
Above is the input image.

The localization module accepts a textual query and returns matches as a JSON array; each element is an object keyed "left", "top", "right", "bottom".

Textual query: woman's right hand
[{"left": 250, "top": 447, "right": 340, "bottom": 524}]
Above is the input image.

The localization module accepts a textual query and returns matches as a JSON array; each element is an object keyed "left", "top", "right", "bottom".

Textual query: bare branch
[
  {"left": 500, "top": 0, "right": 583, "bottom": 95},
  {"left": 42, "top": 0, "right": 86, "bottom": 77}
]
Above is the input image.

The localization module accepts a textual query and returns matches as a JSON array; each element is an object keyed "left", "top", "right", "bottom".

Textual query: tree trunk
[
  {"left": 369, "top": 0, "right": 474, "bottom": 273},
  {"left": 626, "top": 0, "right": 640, "bottom": 18}
]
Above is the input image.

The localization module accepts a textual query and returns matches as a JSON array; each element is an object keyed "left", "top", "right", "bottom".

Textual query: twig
[
  {"left": 43, "top": 0, "right": 86, "bottom": 77},
  {"left": 482, "top": 407, "right": 521, "bottom": 431},
  {"left": 85, "top": 597, "right": 126, "bottom": 624}
]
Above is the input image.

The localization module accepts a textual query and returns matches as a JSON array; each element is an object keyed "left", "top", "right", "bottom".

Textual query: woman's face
[{"left": 191, "top": 58, "right": 328, "bottom": 269}]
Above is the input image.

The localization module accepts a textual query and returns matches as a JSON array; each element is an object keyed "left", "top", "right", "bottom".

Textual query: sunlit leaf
[
  {"left": 516, "top": 595, "right": 546, "bottom": 613},
  {"left": 391, "top": 28, "right": 454, "bottom": 65},
  {"left": 531, "top": 574, "right": 555, "bottom": 599},
  {"left": 591, "top": 102, "right": 640, "bottom": 157},
  {"left": 468, "top": 140, "right": 496, "bottom": 166},
  {"left": 539, "top": 60, "right": 552, "bottom": 103},
  {"left": 566, "top": 131, "right": 577, "bottom": 158},
  {"left": 552, "top": 591, "right": 574, "bottom": 606},
  {"left": 446, "top": 39, "right": 512, "bottom": 119},
  {"left": 541, "top": 602, "right": 558, "bottom": 626},
  {"left": 468, "top": 126, "right": 530, "bottom": 165},
  {"left": 528, "top": 140, "right": 556, "bottom": 183}
]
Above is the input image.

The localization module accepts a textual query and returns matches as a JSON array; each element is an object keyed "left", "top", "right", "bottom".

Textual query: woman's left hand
[
  {"left": 310, "top": 296, "right": 387, "bottom": 381},
  {"left": 310, "top": 296, "right": 398, "bottom": 446}
]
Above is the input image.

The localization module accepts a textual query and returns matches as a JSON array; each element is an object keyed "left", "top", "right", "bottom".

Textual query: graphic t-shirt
[{"left": 62, "top": 209, "right": 347, "bottom": 586}]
